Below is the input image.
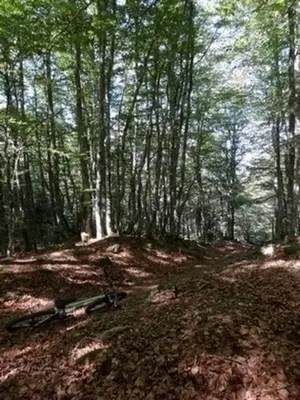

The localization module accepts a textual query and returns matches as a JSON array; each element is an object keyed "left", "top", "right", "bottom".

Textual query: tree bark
[
  {"left": 286, "top": 1, "right": 296, "bottom": 238},
  {"left": 74, "top": 38, "right": 92, "bottom": 233}
]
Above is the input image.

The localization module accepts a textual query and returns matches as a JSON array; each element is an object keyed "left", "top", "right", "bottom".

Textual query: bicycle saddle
[{"left": 54, "top": 297, "right": 77, "bottom": 309}]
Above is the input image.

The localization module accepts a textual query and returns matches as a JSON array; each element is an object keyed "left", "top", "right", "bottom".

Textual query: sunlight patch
[
  {"left": 41, "top": 264, "right": 91, "bottom": 271},
  {"left": 112, "top": 250, "right": 135, "bottom": 265},
  {"left": 3, "top": 345, "right": 37, "bottom": 359},
  {"left": 151, "top": 290, "right": 175, "bottom": 306},
  {"left": 129, "top": 284, "right": 158, "bottom": 291},
  {"left": 155, "top": 251, "right": 170, "bottom": 259},
  {"left": 221, "top": 263, "right": 258, "bottom": 275},
  {"left": 147, "top": 255, "right": 172, "bottom": 266},
  {"left": 62, "top": 276, "right": 103, "bottom": 286},
  {"left": 217, "top": 276, "right": 237, "bottom": 283},
  {"left": 71, "top": 341, "right": 110, "bottom": 362},
  {"left": 233, "top": 259, "right": 256, "bottom": 267},
  {"left": 73, "top": 269, "right": 99, "bottom": 276},
  {"left": 0, "top": 265, "right": 36, "bottom": 274},
  {"left": 173, "top": 255, "right": 188, "bottom": 262},
  {"left": 113, "top": 249, "right": 132, "bottom": 259},
  {"left": 0, "top": 367, "right": 19, "bottom": 383},
  {"left": 45, "top": 250, "right": 78, "bottom": 261},
  {"left": 262, "top": 260, "right": 300, "bottom": 270},
  {"left": 125, "top": 267, "right": 152, "bottom": 278},
  {"left": 3, "top": 295, "right": 52, "bottom": 312},
  {"left": 12, "top": 258, "right": 38, "bottom": 264},
  {"left": 66, "top": 319, "right": 88, "bottom": 331}
]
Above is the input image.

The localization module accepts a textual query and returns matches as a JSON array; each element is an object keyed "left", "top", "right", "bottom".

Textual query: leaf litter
[{"left": 1, "top": 237, "right": 300, "bottom": 399}]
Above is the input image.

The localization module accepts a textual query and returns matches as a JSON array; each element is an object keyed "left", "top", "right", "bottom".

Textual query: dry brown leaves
[{"left": 1, "top": 238, "right": 300, "bottom": 399}]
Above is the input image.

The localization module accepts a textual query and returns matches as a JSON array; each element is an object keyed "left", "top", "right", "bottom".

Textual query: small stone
[
  {"left": 190, "top": 366, "right": 199, "bottom": 375},
  {"left": 107, "top": 244, "right": 121, "bottom": 253},
  {"left": 5, "top": 291, "right": 18, "bottom": 300}
]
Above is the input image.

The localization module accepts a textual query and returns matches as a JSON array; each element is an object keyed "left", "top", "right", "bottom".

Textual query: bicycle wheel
[
  {"left": 6, "top": 308, "right": 57, "bottom": 332},
  {"left": 85, "top": 292, "right": 127, "bottom": 314}
]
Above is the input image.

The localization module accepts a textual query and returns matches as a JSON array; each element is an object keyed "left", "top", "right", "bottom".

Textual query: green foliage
[{"left": 1, "top": 0, "right": 293, "bottom": 251}]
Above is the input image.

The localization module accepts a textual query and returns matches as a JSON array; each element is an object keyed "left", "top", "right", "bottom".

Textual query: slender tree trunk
[
  {"left": 74, "top": 39, "right": 92, "bottom": 233},
  {"left": 19, "top": 39, "right": 37, "bottom": 251},
  {"left": 286, "top": 1, "right": 296, "bottom": 238},
  {"left": 167, "top": 49, "right": 181, "bottom": 236},
  {"left": 3, "top": 47, "right": 16, "bottom": 256},
  {"left": 94, "top": 0, "right": 108, "bottom": 239},
  {"left": 105, "top": 0, "right": 116, "bottom": 236},
  {"left": 273, "top": 118, "right": 285, "bottom": 239},
  {"left": 177, "top": 3, "right": 195, "bottom": 234},
  {"left": 46, "top": 51, "right": 69, "bottom": 237}
]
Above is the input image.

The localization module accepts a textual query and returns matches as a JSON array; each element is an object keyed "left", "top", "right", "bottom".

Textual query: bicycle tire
[
  {"left": 85, "top": 292, "right": 127, "bottom": 314},
  {"left": 6, "top": 308, "right": 57, "bottom": 332}
]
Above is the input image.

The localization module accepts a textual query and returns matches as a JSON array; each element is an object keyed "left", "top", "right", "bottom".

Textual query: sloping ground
[{"left": 1, "top": 238, "right": 300, "bottom": 399}]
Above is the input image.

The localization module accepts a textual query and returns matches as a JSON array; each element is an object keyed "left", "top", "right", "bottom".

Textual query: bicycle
[{"left": 5, "top": 267, "right": 127, "bottom": 332}]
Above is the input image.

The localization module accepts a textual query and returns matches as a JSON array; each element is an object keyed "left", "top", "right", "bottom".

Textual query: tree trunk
[
  {"left": 95, "top": 0, "right": 108, "bottom": 239},
  {"left": 286, "top": 2, "right": 296, "bottom": 238},
  {"left": 105, "top": 0, "right": 116, "bottom": 236},
  {"left": 273, "top": 117, "right": 285, "bottom": 239},
  {"left": 18, "top": 38, "right": 37, "bottom": 251},
  {"left": 46, "top": 51, "right": 69, "bottom": 238},
  {"left": 74, "top": 39, "right": 92, "bottom": 233}
]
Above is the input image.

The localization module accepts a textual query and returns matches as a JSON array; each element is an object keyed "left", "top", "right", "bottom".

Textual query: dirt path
[{"left": 1, "top": 238, "right": 300, "bottom": 399}]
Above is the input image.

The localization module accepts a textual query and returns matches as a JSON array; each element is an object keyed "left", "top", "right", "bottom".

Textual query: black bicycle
[{"left": 6, "top": 268, "right": 127, "bottom": 332}]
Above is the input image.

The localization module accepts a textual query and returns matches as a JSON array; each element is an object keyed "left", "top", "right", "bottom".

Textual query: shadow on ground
[{"left": 2, "top": 238, "right": 300, "bottom": 399}]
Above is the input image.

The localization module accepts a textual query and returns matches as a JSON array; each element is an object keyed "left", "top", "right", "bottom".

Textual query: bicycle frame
[
  {"left": 58, "top": 267, "right": 119, "bottom": 315},
  {"left": 61, "top": 293, "right": 107, "bottom": 315},
  {"left": 6, "top": 263, "right": 126, "bottom": 331}
]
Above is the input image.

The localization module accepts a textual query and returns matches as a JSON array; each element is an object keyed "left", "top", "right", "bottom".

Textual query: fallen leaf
[{"left": 279, "top": 388, "right": 289, "bottom": 399}]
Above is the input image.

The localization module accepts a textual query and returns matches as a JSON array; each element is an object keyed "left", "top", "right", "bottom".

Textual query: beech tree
[{"left": 3, "top": 0, "right": 297, "bottom": 254}]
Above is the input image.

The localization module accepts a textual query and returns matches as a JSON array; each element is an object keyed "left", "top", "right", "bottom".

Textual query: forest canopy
[{"left": 0, "top": 0, "right": 298, "bottom": 255}]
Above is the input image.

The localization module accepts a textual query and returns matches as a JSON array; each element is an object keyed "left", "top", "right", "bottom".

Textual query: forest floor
[{"left": 1, "top": 237, "right": 300, "bottom": 399}]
